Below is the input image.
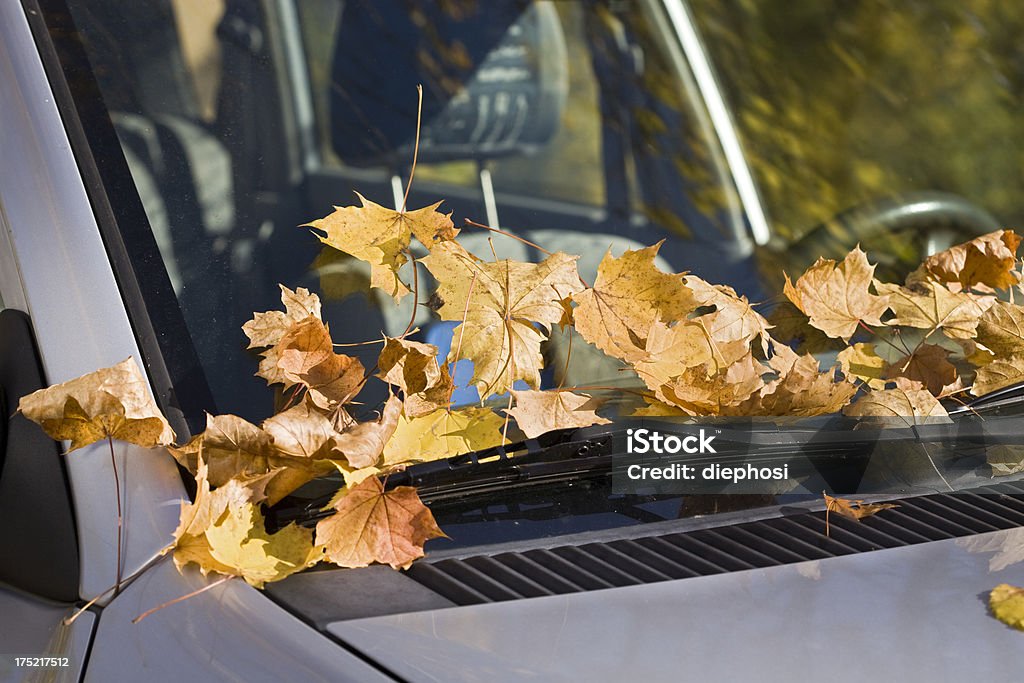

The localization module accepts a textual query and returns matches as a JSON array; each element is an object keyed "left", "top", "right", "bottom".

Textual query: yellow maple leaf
[
  {"left": 843, "top": 387, "right": 951, "bottom": 425},
  {"left": 659, "top": 352, "right": 765, "bottom": 415},
  {"left": 631, "top": 320, "right": 716, "bottom": 393},
  {"left": 836, "top": 343, "right": 888, "bottom": 389},
  {"left": 685, "top": 275, "right": 772, "bottom": 356},
  {"left": 874, "top": 280, "right": 990, "bottom": 339},
  {"left": 572, "top": 242, "right": 697, "bottom": 362},
  {"left": 506, "top": 390, "right": 610, "bottom": 439},
  {"left": 307, "top": 193, "right": 458, "bottom": 303},
  {"left": 731, "top": 352, "right": 857, "bottom": 417},
  {"left": 242, "top": 285, "right": 322, "bottom": 348},
  {"left": 783, "top": 247, "right": 889, "bottom": 341},
  {"left": 976, "top": 300, "right": 1024, "bottom": 358},
  {"left": 383, "top": 406, "right": 507, "bottom": 465},
  {"left": 989, "top": 584, "right": 1024, "bottom": 631},
  {"left": 423, "top": 241, "right": 583, "bottom": 397},
  {"left": 18, "top": 357, "right": 174, "bottom": 451},
  {"left": 972, "top": 357, "right": 1024, "bottom": 397},
  {"left": 316, "top": 476, "right": 445, "bottom": 570},
  {"left": 908, "top": 229, "right": 1021, "bottom": 292}
]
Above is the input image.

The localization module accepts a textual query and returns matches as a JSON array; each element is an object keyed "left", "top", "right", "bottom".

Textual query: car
[{"left": 2, "top": 1, "right": 1024, "bottom": 681}]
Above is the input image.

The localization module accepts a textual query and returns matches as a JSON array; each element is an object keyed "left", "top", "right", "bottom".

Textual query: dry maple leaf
[
  {"left": 685, "top": 275, "right": 772, "bottom": 356},
  {"left": 843, "top": 387, "right": 950, "bottom": 425},
  {"left": 423, "top": 241, "right": 584, "bottom": 397},
  {"left": 276, "top": 318, "right": 365, "bottom": 409},
  {"left": 976, "top": 300, "right": 1024, "bottom": 358},
  {"left": 316, "top": 476, "right": 445, "bottom": 570},
  {"left": 383, "top": 406, "right": 508, "bottom": 465},
  {"left": 989, "top": 584, "right": 1024, "bottom": 631},
  {"left": 242, "top": 285, "right": 322, "bottom": 348},
  {"left": 885, "top": 344, "right": 958, "bottom": 396},
  {"left": 377, "top": 337, "right": 454, "bottom": 417},
  {"left": 908, "top": 229, "right": 1021, "bottom": 292},
  {"left": 730, "top": 352, "right": 857, "bottom": 417},
  {"left": 307, "top": 193, "right": 458, "bottom": 303},
  {"left": 18, "top": 357, "right": 174, "bottom": 451},
  {"left": 632, "top": 320, "right": 717, "bottom": 393},
  {"left": 836, "top": 343, "right": 888, "bottom": 389},
  {"left": 874, "top": 280, "right": 990, "bottom": 339},
  {"left": 657, "top": 352, "right": 765, "bottom": 415},
  {"left": 823, "top": 492, "right": 898, "bottom": 536},
  {"left": 262, "top": 401, "right": 338, "bottom": 460},
  {"left": 332, "top": 395, "right": 403, "bottom": 469},
  {"left": 506, "top": 390, "right": 610, "bottom": 439},
  {"left": 572, "top": 242, "right": 697, "bottom": 362},
  {"left": 972, "top": 357, "right": 1024, "bottom": 397},
  {"left": 783, "top": 247, "right": 888, "bottom": 341}
]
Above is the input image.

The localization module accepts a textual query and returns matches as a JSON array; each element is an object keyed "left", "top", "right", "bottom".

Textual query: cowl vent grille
[{"left": 406, "top": 481, "right": 1024, "bottom": 606}]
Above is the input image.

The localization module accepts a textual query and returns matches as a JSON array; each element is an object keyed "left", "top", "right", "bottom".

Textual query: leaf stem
[
  {"left": 462, "top": 219, "right": 554, "bottom": 257},
  {"left": 401, "top": 85, "right": 424, "bottom": 213},
  {"left": 108, "top": 435, "right": 123, "bottom": 594},
  {"left": 132, "top": 575, "right": 232, "bottom": 624}
]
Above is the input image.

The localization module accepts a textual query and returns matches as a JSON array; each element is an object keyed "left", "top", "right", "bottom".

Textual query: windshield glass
[{"left": 41, "top": 0, "right": 1024, "bottom": 548}]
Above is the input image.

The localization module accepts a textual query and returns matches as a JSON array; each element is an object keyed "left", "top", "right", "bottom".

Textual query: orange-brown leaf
[
  {"left": 506, "top": 390, "right": 610, "bottom": 439},
  {"left": 823, "top": 492, "right": 898, "bottom": 535},
  {"left": 885, "top": 344, "right": 958, "bottom": 396},
  {"left": 316, "top": 476, "right": 445, "bottom": 570},
  {"left": 277, "top": 318, "right": 365, "bottom": 409},
  {"left": 908, "top": 229, "right": 1021, "bottom": 292}
]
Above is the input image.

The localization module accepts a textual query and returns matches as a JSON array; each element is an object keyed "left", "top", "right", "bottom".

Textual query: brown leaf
[
  {"left": 263, "top": 401, "right": 337, "bottom": 459},
  {"left": 685, "top": 275, "right": 772, "bottom": 355},
  {"left": 875, "top": 280, "right": 991, "bottom": 339},
  {"left": 572, "top": 242, "right": 697, "bottom": 362},
  {"left": 823, "top": 492, "right": 898, "bottom": 536},
  {"left": 632, "top": 320, "right": 715, "bottom": 393},
  {"left": 377, "top": 337, "right": 454, "bottom": 416},
  {"left": 885, "top": 344, "right": 958, "bottom": 396},
  {"left": 308, "top": 193, "right": 458, "bottom": 302},
  {"left": 423, "top": 241, "right": 584, "bottom": 397},
  {"left": 908, "top": 229, "right": 1021, "bottom": 292},
  {"left": 332, "top": 395, "right": 403, "bottom": 469},
  {"left": 764, "top": 301, "right": 840, "bottom": 354},
  {"left": 18, "top": 357, "right": 174, "bottom": 451},
  {"left": 783, "top": 247, "right": 888, "bottom": 341},
  {"left": 316, "top": 476, "right": 445, "bottom": 570},
  {"left": 658, "top": 352, "right": 765, "bottom": 415},
  {"left": 506, "top": 390, "right": 610, "bottom": 439},
  {"left": 843, "top": 387, "right": 950, "bottom": 425},
  {"left": 277, "top": 318, "right": 365, "bottom": 409}
]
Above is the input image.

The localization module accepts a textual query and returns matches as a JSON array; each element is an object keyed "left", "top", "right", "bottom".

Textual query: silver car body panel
[{"left": 329, "top": 528, "right": 1024, "bottom": 681}]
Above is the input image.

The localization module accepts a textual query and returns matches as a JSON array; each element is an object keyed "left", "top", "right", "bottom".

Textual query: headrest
[{"left": 330, "top": 1, "right": 568, "bottom": 166}]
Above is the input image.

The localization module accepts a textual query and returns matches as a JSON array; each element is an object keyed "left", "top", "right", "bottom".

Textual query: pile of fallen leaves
[{"left": 17, "top": 191, "right": 1024, "bottom": 625}]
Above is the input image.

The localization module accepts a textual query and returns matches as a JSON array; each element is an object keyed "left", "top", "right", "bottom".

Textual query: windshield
[{"left": 39, "top": 0, "right": 1024, "bottom": 549}]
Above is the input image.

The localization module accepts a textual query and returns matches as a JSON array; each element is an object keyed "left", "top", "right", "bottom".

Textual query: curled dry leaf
[
  {"left": 843, "top": 387, "right": 951, "bottom": 425},
  {"left": 732, "top": 352, "right": 857, "bottom": 417},
  {"left": 685, "top": 275, "right": 772, "bottom": 356},
  {"left": 989, "top": 584, "right": 1024, "bottom": 631},
  {"left": 332, "top": 395, "right": 403, "bottom": 469},
  {"left": 908, "top": 229, "right": 1021, "bottom": 292},
  {"left": 377, "top": 337, "right": 454, "bottom": 417},
  {"left": 18, "top": 357, "right": 174, "bottom": 451},
  {"left": 423, "top": 241, "right": 583, "bottom": 397},
  {"left": 383, "top": 406, "right": 507, "bottom": 465},
  {"left": 307, "top": 193, "right": 458, "bottom": 302},
  {"left": 243, "top": 285, "right": 324, "bottom": 388},
  {"left": 658, "top": 352, "right": 764, "bottom": 415},
  {"left": 506, "top": 390, "right": 610, "bottom": 439},
  {"left": 632, "top": 320, "right": 716, "bottom": 393},
  {"left": 783, "top": 246, "right": 888, "bottom": 341},
  {"left": 170, "top": 458, "right": 319, "bottom": 587},
  {"left": 316, "top": 476, "right": 445, "bottom": 570},
  {"left": 572, "top": 242, "right": 697, "bottom": 363},
  {"left": 262, "top": 401, "right": 337, "bottom": 459},
  {"left": 823, "top": 492, "right": 898, "bottom": 536},
  {"left": 277, "top": 318, "right": 365, "bottom": 409}
]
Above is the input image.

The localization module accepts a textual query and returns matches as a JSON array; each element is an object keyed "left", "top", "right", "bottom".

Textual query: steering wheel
[{"left": 773, "top": 191, "right": 1002, "bottom": 283}]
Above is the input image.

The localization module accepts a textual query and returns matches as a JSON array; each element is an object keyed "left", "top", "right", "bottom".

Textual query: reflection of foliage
[{"left": 691, "top": 0, "right": 1024, "bottom": 241}]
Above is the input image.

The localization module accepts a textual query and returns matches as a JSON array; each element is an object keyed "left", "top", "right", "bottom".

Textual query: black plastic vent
[{"left": 406, "top": 481, "right": 1024, "bottom": 606}]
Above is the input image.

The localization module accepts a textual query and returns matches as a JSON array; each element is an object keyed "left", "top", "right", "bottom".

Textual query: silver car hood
[{"left": 329, "top": 527, "right": 1024, "bottom": 682}]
